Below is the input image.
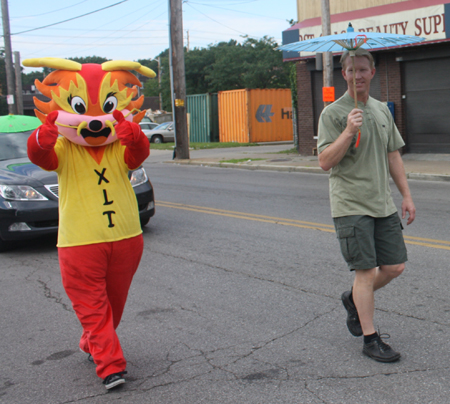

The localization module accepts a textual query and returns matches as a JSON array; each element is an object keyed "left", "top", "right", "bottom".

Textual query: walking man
[{"left": 317, "top": 48, "right": 416, "bottom": 362}]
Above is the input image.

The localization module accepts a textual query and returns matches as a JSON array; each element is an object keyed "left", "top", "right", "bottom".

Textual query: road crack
[{"left": 36, "top": 278, "right": 72, "bottom": 312}]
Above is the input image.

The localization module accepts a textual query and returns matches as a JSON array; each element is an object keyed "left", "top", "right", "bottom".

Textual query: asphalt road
[{"left": 1, "top": 161, "right": 450, "bottom": 403}]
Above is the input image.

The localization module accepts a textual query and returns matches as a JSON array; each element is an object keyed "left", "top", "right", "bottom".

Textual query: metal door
[{"left": 403, "top": 57, "right": 450, "bottom": 153}]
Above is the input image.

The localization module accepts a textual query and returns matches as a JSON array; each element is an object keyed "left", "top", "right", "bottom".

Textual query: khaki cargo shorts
[{"left": 333, "top": 213, "right": 407, "bottom": 271}]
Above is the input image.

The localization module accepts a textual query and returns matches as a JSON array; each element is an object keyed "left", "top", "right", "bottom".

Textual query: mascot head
[{"left": 22, "top": 58, "right": 156, "bottom": 147}]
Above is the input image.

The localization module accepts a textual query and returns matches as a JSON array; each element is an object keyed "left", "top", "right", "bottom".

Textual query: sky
[{"left": 4, "top": 0, "right": 298, "bottom": 73}]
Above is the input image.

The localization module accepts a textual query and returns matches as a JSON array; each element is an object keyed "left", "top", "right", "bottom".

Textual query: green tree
[
  {"left": 136, "top": 58, "right": 158, "bottom": 72},
  {"left": 288, "top": 62, "right": 298, "bottom": 112},
  {"left": 136, "top": 58, "right": 159, "bottom": 98},
  {"left": 184, "top": 46, "right": 216, "bottom": 94},
  {"left": 141, "top": 50, "right": 172, "bottom": 111},
  {"left": 203, "top": 40, "right": 247, "bottom": 91},
  {"left": 240, "top": 36, "right": 290, "bottom": 89},
  {"left": 68, "top": 56, "right": 109, "bottom": 64},
  {"left": 188, "top": 37, "right": 290, "bottom": 93},
  {"left": 157, "top": 50, "right": 172, "bottom": 111},
  {"left": 150, "top": 36, "right": 291, "bottom": 111},
  {"left": 21, "top": 70, "right": 45, "bottom": 87}
]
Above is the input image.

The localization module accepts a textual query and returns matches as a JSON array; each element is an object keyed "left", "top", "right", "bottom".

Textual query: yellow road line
[
  {"left": 403, "top": 240, "right": 450, "bottom": 250},
  {"left": 156, "top": 201, "right": 450, "bottom": 251},
  {"left": 158, "top": 201, "right": 335, "bottom": 233},
  {"left": 158, "top": 201, "right": 335, "bottom": 228},
  {"left": 404, "top": 235, "right": 450, "bottom": 245}
]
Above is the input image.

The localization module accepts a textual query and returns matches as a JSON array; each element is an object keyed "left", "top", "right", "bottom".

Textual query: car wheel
[
  {"left": 152, "top": 135, "right": 163, "bottom": 144},
  {"left": 140, "top": 217, "right": 150, "bottom": 227}
]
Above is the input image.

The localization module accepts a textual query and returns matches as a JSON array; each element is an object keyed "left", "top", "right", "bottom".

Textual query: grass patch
[
  {"left": 275, "top": 147, "right": 299, "bottom": 155},
  {"left": 149, "top": 143, "right": 174, "bottom": 150},
  {"left": 150, "top": 142, "right": 260, "bottom": 150},
  {"left": 220, "top": 158, "right": 265, "bottom": 164}
]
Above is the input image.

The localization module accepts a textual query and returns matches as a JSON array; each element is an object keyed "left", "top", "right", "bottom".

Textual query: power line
[
  {"left": 10, "top": 0, "right": 129, "bottom": 35},
  {"left": 15, "top": 34, "right": 168, "bottom": 39},
  {"left": 16, "top": 30, "right": 168, "bottom": 36},
  {"left": 11, "top": 0, "right": 91, "bottom": 18},
  {"left": 17, "top": 0, "right": 164, "bottom": 59},
  {"left": 52, "top": 8, "right": 167, "bottom": 62},
  {"left": 188, "top": 0, "right": 258, "bottom": 4},
  {"left": 184, "top": 2, "right": 249, "bottom": 36},
  {"left": 14, "top": 40, "right": 170, "bottom": 46},
  {"left": 187, "top": 0, "right": 287, "bottom": 20}
]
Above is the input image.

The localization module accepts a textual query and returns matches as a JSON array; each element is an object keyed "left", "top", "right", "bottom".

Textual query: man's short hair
[{"left": 340, "top": 48, "right": 375, "bottom": 70}]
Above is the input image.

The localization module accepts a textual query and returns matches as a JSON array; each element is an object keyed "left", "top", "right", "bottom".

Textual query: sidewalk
[{"left": 164, "top": 144, "right": 450, "bottom": 182}]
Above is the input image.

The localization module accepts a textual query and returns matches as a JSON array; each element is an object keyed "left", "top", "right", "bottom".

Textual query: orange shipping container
[{"left": 218, "top": 89, "right": 293, "bottom": 143}]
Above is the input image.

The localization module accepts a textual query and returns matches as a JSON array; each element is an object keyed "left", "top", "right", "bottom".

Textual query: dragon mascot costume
[{"left": 23, "top": 57, "right": 156, "bottom": 390}]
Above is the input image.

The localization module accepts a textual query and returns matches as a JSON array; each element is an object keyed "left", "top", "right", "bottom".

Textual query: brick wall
[
  {"left": 377, "top": 52, "right": 405, "bottom": 145},
  {"left": 296, "top": 62, "right": 316, "bottom": 155}
]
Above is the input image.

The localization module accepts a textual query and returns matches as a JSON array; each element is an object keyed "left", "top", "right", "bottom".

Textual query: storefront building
[{"left": 283, "top": 0, "right": 450, "bottom": 154}]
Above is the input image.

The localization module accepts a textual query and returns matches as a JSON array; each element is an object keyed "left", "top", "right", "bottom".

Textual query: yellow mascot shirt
[{"left": 53, "top": 137, "right": 142, "bottom": 247}]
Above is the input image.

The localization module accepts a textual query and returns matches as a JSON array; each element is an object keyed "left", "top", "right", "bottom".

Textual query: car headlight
[
  {"left": 0, "top": 185, "right": 48, "bottom": 201},
  {"left": 129, "top": 167, "right": 148, "bottom": 187}
]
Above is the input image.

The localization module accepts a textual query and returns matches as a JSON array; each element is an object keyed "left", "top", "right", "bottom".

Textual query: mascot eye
[
  {"left": 103, "top": 95, "right": 118, "bottom": 113},
  {"left": 70, "top": 96, "right": 86, "bottom": 114}
]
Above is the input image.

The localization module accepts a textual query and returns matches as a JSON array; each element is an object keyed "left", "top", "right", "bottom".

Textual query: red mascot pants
[{"left": 58, "top": 235, "right": 143, "bottom": 379}]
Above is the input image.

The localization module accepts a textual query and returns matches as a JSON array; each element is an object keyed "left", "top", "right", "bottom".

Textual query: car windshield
[
  {"left": 0, "top": 130, "right": 33, "bottom": 161},
  {"left": 155, "top": 122, "right": 172, "bottom": 130}
]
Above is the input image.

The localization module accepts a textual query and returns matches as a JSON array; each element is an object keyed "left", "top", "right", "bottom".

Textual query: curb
[
  {"left": 165, "top": 160, "right": 450, "bottom": 182},
  {"left": 165, "top": 160, "right": 326, "bottom": 174},
  {"left": 407, "top": 173, "right": 450, "bottom": 182}
]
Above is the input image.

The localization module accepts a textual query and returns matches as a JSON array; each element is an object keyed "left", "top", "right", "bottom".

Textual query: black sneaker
[
  {"left": 341, "top": 290, "right": 363, "bottom": 337},
  {"left": 103, "top": 371, "right": 127, "bottom": 390},
  {"left": 363, "top": 334, "right": 401, "bottom": 362}
]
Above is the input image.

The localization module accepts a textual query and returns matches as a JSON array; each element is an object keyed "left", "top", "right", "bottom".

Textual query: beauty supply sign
[
  {"left": 301, "top": 5, "right": 444, "bottom": 40},
  {"left": 282, "top": 1, "right": 450, "bottom": 58}
]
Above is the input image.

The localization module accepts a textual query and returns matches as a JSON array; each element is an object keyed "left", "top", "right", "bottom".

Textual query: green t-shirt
[{"left": 317, "top": 92, "right": 405, "bottom": 218}]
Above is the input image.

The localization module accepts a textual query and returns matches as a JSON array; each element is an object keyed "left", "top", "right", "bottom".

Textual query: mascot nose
[{"left": 89, "top": 120, "right": 103, "bottom": 132}]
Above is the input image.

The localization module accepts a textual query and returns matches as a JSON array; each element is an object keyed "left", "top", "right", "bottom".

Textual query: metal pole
[
  {"left": 158, "top": 57, "right": 162, "bottom": 110},
  {"left": 14, "top": 51, "right": 23, "bottom": 115},
  {"left": 321, "top": 0, "right": 333, "bottom": 107},
  {"left": 168, "top": 0, "right": 177, "bottom": 158},
  {"left": 169, "top": 0, "right": 189, "bottom": 159},
  {"left": 1, "top": 0, "right": 16, "bottom": 114}
]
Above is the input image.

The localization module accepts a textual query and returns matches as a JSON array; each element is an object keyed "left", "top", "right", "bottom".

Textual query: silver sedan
[{"left": 142, "top": 121, "right": 175, "bottom": 143}]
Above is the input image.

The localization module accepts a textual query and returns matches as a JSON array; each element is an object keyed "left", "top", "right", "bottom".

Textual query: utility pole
[
  {"left": 169, "top": 0, "right": 189, "bottom": 159},
  {"left": 1, "top": 0, "right": 16, "bottom": 114},
  {"left": 157, "top": 57, "right": 162, "bottom": 110},
  {"left": 14, "top": 51, "right": 23, "bottom": 115},
  {"left": 321, "top": 0, "right": 334, "bottom": 106}
]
